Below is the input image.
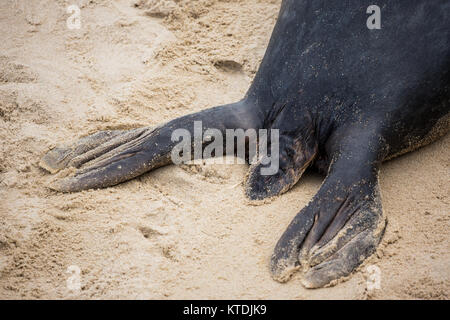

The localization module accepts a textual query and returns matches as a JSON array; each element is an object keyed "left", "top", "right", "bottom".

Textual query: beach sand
[{"left": 0, "top": 0, "right": 448, "bottom": 299}]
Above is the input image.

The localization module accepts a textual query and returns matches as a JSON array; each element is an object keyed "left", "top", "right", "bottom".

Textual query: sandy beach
[{"left": 0, "top": 0, "right": 448, "bottom": 299}]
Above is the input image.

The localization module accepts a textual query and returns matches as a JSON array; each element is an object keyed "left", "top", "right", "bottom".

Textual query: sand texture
[{"left": 0, "top": 0, "right": 448, "bottom": 299}]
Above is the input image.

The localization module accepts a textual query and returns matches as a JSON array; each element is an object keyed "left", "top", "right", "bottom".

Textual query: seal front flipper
[
  {"left": 270, "top": 125, "right": 387, "bottom": 287},
  {"left": 41, "top": 101, "right": 261, "bottom": 192}
]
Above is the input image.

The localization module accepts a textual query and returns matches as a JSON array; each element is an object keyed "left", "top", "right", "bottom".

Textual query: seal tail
[{"left": 245, "top": 102, "right": 318, "bottom": 200}]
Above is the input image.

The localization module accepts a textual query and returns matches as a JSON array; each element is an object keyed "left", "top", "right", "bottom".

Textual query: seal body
[
  {"left": 247, "top": 0, "right": 449, "bottom": 169},
  {"left": 41, "top": 0, "right": 450, "bottom": 287}
]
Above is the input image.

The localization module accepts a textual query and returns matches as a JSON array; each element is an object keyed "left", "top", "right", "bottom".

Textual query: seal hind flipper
[
  {"left": 41, "top": 101, "right": 261, "bottom": 192},
  {"left": 40, "top": 128, "right": 138, "bottom": 173},
  {"left": 302, "top": 193, "right": 386, "bottom": 288},
  {"left": 270, "top": 124, "right": 387, "bottom": 286}
]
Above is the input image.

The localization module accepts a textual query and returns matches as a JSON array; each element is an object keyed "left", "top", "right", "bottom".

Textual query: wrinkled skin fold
[{"left": 41, "top": 0, "right": 450, "bottom": 288}]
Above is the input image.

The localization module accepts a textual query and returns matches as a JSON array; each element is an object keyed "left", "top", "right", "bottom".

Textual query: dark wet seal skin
[{"left": 41, "top": 0, "right": 450, "bottom": 288}]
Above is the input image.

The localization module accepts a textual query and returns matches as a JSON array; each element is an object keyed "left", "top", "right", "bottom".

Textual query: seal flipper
[
  {"left": 299, "top": 174, "right": 386, "bottom": 288},
  {"left": 245, "top": 103, "right": 318, "bottom": 200},
  {"left": 40, "top": 127, "right": 150, "bottom": 173},
  {"left": 270, "top": 125, "right": 387, "bottom": 287},
  {"left": 245, "top": 130, "right": 317, "bottom": 200},
  {"left": 42, "top": 101, "right": 260, "bottom": 192}
]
